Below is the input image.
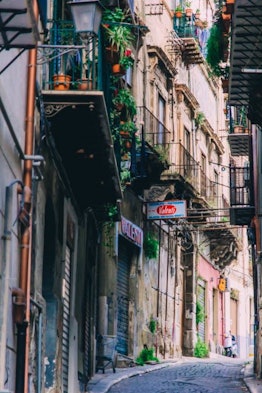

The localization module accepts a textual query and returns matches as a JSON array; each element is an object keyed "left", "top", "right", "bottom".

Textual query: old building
[{"left": 0, "top": 0, "right": 254, "bottom": 392}]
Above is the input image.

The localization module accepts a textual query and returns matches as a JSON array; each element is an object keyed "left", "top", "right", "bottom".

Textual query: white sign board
[{"left": 147, "top": 200, "right": 186, "bottom": 220}]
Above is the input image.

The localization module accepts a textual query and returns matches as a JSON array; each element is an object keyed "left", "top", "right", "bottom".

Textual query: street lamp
[{"left": 68, "top": 0, "right": 103, "bottom": 36}]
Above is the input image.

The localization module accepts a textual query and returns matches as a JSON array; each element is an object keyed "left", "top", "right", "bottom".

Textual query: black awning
[
  {"left": 43, "top": 90, "right": 122, "bottom": 209},
  {"left": 229, "top": 0, "right": 262, "bottom": 125}
]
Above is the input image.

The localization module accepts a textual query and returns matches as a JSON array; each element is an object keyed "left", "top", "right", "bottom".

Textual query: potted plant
[
  {"left": 102, "top": 7, "right": 134, "bottom": 69},
  {"left": 119, "top": 120, "right": 137, "bottom": 138},
  {"left": 112, "top": 88, "right": 137, "bottom": 119},
  {"left": 175, "top": 4, "right": 183, "bottom": 18},
  {"left": 195, "top": 9, "right": 200, "bottom": 19},
  {"left": 120, "top": 49, "right": 134, "bottom": 70},
  {"left": 51, "top": 22, "right": 75, "bottom": 90}
]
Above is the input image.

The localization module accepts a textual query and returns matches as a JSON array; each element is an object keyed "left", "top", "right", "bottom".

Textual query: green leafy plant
[
  {"left": 196, "top": 301, "right": 205, "bottom": 325},
  {"left": 135, "top": 346, "right": 159, "bottom": 365},
  {"left": 120, "top": 55, "right": 134, "bottom": 70},
  {"left": 144, "top": 232, "right": 159, "bottom": 259},
  {"left": 120, "top": 168, "right": 131, "bottom": 185},
  {"left": 102, "top": 8, "right": 134, "bottom": 60},
  {"left": 149, "top": 316, "right": 157, "bottom": 334},
  {"left": 195, "top": 112, "right": 205, "bottom": 128},
  {"left": 153, "top": 144, "right": 170, "bottom": 165},
  {"left": 194, "top": 336, "right": 209, "bottom": 358},
  {"left": 103, "top": 203, "right": 119, "bottom": 254},
  {"left": 112, "top": 88, "right": 137, "bottom": 119},
  {"left": 119, "top": 120, "right": 137, "bottom": 136},
  {"left": 206, "top": 23, "right": 224, "bottom": 76},
  {"left": 175, "top": 4, "right": 183, "bottom": 12}
]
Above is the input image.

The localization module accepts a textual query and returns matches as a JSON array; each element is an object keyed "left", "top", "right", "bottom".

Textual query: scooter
[
  {"left": 224, "top": 334, "right": 238, "bottom": 358},
  {"left": 231, "top": 337, "right": 238, "bottom": 358}
]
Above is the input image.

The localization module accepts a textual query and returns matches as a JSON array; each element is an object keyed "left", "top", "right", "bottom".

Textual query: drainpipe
[
  {"left": 0, "top": 180, "right": 23, "bottom": 389},
  {"left": 15, "top": 0, "right": 39, "bottom": 391}
]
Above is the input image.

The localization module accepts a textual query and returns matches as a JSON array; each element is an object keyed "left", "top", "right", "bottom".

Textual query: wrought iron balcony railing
[
  {"left": 136, "top": 106, "right": 171, "bottom": 147},
  {"left": 230, "top": 165, "right": 253, "bottom": 206},
  {"left": 161, "top": 142, "right": 218, "bottom": 206},
  {"left": 132, "top": 108, "right": 220, "bottom": 205},
  {"left": 40, "top": 21, "right": 102, "bottom": 91},
  {"left": 173, "top": 14, "right": 207, "bottom": 63}
]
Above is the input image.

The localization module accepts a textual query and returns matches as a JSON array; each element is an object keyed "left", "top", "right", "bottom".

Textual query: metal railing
[
  {"left": 136, "top": 106, "right": 171, "bottom": 147},
  {"left": 230, "top": 166, "right": 253, "bottom": 206},
  {"left": 173, "top": 15, "right": 208, "bottom": 57},
  {"left": 40, "top": 21, "right": 102, "bottom": 91},
  {"left": 133, "top": 112, "right": 220, "bottom": 204}
]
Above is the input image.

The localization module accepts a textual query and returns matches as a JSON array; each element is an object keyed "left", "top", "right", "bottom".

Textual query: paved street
[{"left": 107, "top": 358, "right": 248, "bottom": 393}]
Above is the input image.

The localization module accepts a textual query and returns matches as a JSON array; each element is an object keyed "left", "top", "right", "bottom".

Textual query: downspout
[{"left": 15, "top": 0, "right": 39, "bottom": 391}]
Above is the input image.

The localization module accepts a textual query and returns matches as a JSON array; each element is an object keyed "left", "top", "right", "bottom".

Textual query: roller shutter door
[
  {"left": 62, "top": 246, "right": 71, "bottom": 392},
  {"left": 197, "top": 278, "right": 206, "bottom": 342},
  {"left": 117, "top": 239, "right": 132, "bottom": 355}
]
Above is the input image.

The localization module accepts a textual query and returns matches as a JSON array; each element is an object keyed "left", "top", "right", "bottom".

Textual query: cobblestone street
[{"left": 107, "top": 359, "right": 248, "bottom": 393}]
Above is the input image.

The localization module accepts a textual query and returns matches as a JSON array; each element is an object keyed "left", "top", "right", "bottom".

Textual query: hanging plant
[
  {"left": 144, "top": 232, "right": 159, "bottom": 259},
  {"left": 206, "top": 23, "right": 225, "bottom": 77}
]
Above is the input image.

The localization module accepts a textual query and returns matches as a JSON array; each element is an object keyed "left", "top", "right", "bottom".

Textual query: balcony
[
  {"left": 161, "top": 143, "right": 218, "bottom": 207},
  {"left": 130, "top": 107, "right": 171, "bottom": 188},
  {"left": 173, "top": 14, "right": 206, "bottom": 64},
  {"left": 41, "top": 22, "right": 122, "bottom": 210},
  {"left": 228, "top": 106, "right": 250, "bottom": 156},
  {"left": 230, "top": 165, "right": 255, "bottom": 225}
]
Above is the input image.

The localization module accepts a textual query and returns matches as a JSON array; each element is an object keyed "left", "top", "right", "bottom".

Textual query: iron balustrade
[
  {"left": 136, "top": 106, "right": 171, "bottom": 147},
  {"left": 40, "top": 21, "right": 102, "bottom": 91},
  {"left": 173, "top": 14, "right": 208, "bottom": 58},
  {"left": 230, "top": 165, "right": 253, "bottom": 206}
]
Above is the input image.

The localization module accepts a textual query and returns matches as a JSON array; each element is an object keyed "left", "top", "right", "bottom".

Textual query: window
[
  {"left": 158, "top": 94, "right": 165, "bottom": 144},
  {"left": 201, "top": 153, "right": 206, "bottom": 173}
]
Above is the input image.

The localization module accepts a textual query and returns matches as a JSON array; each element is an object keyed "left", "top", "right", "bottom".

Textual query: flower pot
[
  {"left": 175, "top": 11, "right": 183, "bottom": 18},
  {"left": 185, "top": 8, "right": 192, "bottom": 17},
  {"left": 77, "top": 79, "right": 93, "bottom": 91},
  {"left": 112, "top": 64, "right": 125, "bottom": 77},
  {"left": 52, "top": 74, "right": 71, "bottom": 91},
  {"left": 119, "top": 130, "right": 130, "bottom": 138},
  {"left": 233, "top": 125, "right": 244, "bottom": 133}
]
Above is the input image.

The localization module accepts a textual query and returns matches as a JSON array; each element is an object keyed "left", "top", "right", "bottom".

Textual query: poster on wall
[{"left": 147, "top": 200, "right": 187, "bottom": 220}]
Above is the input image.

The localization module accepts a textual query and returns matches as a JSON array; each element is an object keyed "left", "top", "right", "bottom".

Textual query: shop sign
[
  {"left": 120, "top": 216, "right": 143, "bottom": 248},
  {"left": 147, "top": 200, "right": 186, "bottom": 220}
]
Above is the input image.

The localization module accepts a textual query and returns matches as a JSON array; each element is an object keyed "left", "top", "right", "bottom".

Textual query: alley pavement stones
[{"left": 87, "top": 354, "right": 262, "bottom": 393}]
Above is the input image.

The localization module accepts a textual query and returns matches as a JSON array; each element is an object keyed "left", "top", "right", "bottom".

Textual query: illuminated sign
[{"left": 147, "top": 200, "right": 186, "bottom": 220}]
